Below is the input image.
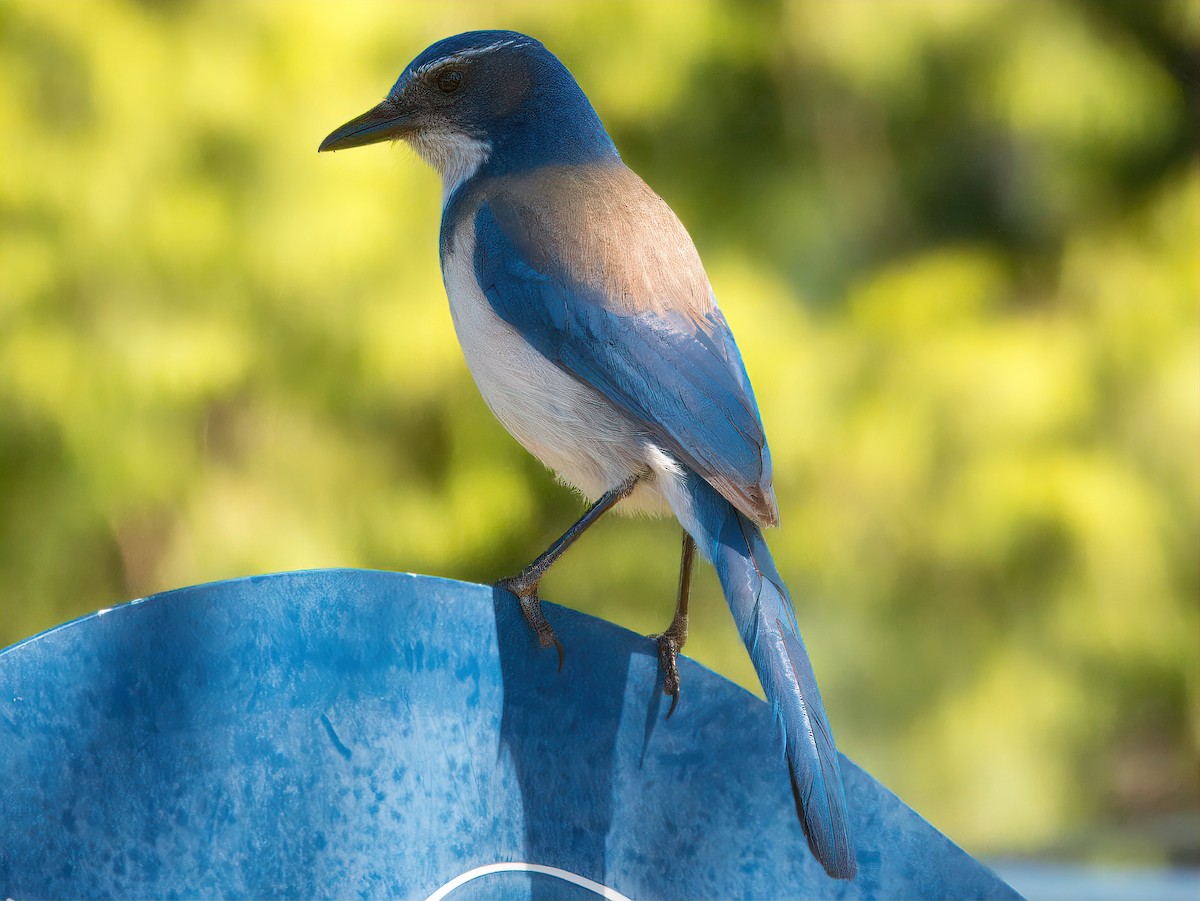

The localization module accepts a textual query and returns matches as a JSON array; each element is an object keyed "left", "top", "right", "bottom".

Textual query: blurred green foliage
[{"left": 1, "top": 0, "right": 1196, "bottom": 862}]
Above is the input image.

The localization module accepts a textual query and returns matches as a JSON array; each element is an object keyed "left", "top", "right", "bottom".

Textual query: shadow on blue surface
[{"left": 0, "top": 569, "right": 1020, "bottom": 899}]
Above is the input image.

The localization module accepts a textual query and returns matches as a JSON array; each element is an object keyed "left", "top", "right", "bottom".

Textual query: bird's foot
[
  {"left": 497, "top": 573, "right": 564, "bottom": 671},
  {"left": 651, "top": 626, "right": 687, "bottom": 718}
]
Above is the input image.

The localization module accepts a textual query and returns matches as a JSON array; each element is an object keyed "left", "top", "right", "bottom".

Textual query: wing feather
[{"left": 470, "top": 164, "right": 777, "bottom": 525}]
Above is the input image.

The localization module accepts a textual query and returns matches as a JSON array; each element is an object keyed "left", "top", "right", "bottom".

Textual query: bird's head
[{"left": 319, "top": 30, "right": 618, "bottom": 195}]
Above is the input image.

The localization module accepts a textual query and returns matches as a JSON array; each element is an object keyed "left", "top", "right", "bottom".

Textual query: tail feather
[{"left": 682, "top": 473, "right": 856, "bottom": 880}]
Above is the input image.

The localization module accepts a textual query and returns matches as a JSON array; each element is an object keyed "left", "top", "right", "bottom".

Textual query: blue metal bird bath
[{"left": 0, "top": 569, "right": 1019, "bottom": 899}]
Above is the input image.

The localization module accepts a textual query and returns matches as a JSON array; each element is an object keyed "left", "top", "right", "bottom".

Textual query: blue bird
[{"left": 320, "top": 30, "right": 856, "bottom": 880}]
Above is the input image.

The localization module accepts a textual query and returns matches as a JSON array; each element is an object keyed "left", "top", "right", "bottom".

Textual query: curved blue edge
[{"left": 0, "top": 568, "right": 1021, "bottom": 900}]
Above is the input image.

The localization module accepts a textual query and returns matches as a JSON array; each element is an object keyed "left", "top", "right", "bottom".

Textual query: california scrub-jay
[{"left": 320, "top": 30, "right": 855, "bottom": 880}]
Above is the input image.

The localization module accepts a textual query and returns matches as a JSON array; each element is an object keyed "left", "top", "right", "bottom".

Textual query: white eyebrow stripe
[{"left": 412, "top": 38, "right": 533, "bottom": 76}]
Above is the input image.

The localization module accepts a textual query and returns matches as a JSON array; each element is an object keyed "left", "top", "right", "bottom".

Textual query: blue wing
[{"left": 471, "top": 187, "right": 778, "bottom": 525}]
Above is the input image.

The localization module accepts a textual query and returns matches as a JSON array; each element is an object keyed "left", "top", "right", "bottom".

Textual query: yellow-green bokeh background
[{"left": 2, "top": 0, "right": 1197, "bottom": 864}]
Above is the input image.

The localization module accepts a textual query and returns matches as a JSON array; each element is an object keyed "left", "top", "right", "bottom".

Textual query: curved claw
[
  {"left": 499, "top": 576, "right": 565, "bottom": 670},
  {"left": 655, "top": 632, "right": 683, "bottom": 718},
  {"left": 527, "top": 620, "right": 565, "bottom": 671},
  {"left": 666, "top": 686, "right": 680, "bottom": 719}
]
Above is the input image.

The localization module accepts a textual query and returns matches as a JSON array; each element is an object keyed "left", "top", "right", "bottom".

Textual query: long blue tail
[{"left": 682, "top": 472, "right": 856, "bottom": 880}]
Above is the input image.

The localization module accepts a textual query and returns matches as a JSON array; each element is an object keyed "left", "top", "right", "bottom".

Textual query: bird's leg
[
  {"left": 498, "top": 474, "right": 640, "bottom": 669},
  {"left": 652, "top": 530, "right": 695, "bottom": 718}
]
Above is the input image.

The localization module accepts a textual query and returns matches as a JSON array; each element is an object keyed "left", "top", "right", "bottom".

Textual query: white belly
[{"left": 441, "top": 226, "right": 677, "bottom": 516}]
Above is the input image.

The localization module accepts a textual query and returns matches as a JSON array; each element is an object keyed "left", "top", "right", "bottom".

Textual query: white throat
[{"left": 407, "top": 129, "right": 492, "bottom": 203}]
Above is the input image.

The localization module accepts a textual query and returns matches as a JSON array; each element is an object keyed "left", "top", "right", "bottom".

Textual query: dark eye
[{"left": 436, "top": 69, "right": 463, "bottom": 93}]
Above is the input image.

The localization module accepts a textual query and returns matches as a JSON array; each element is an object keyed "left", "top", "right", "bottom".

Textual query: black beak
[{"left": 319, "top": 98, "right": 414, "bottom": 152}]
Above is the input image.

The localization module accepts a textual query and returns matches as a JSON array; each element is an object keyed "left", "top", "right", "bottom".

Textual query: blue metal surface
[{"left": 0, "top": 569, "right": 1020, "bottom": 899}]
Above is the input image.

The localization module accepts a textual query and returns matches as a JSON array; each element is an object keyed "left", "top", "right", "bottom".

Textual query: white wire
[{"left": 423, "top": 861, "right": 635, "bottom": 901}]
